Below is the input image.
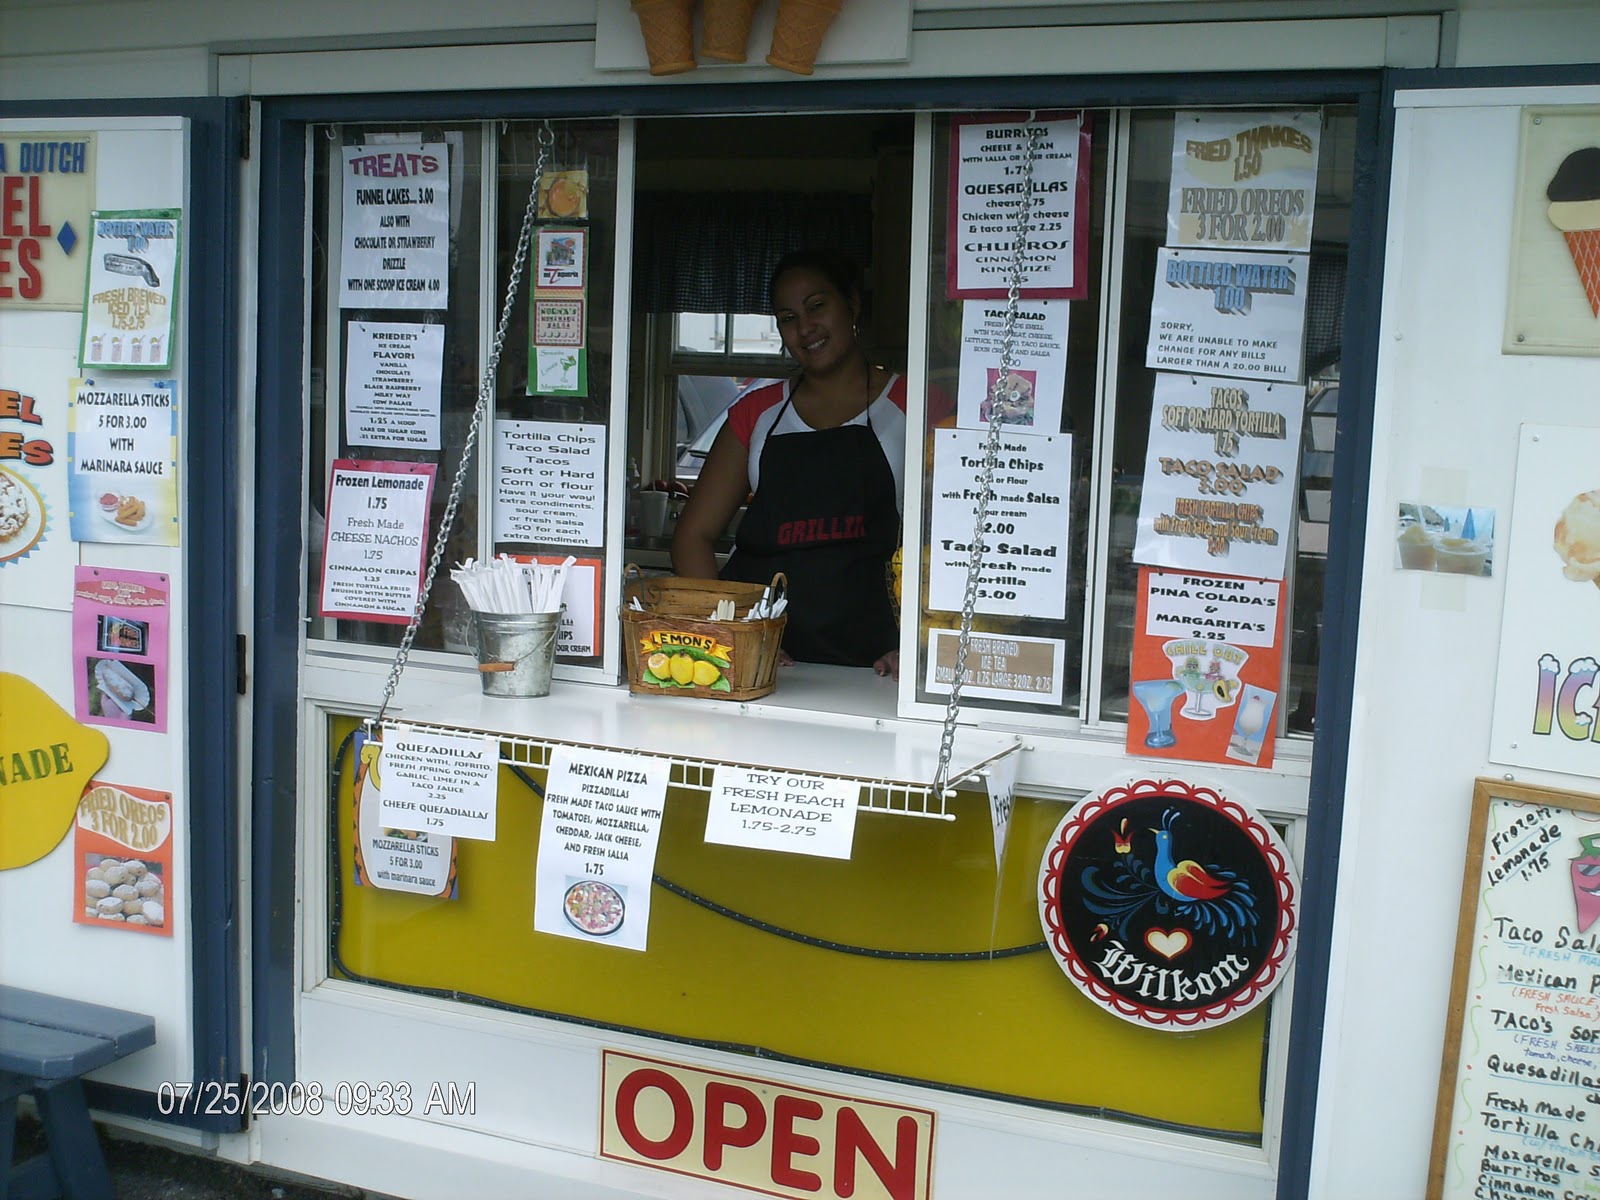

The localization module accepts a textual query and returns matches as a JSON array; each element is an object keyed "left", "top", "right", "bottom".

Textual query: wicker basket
[{"left": 621, "top": 568, "right": 787, "bottom": 701}]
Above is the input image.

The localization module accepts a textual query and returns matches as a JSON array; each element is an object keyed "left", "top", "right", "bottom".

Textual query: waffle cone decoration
[
  {"left": 1547, "top": 146, "right": 1600, "bottom": 319},
  {"left": 701, "top": 0, "right": 758, "bottom": 62},
  {"left": 631, "top": 0, "right": 697, "bottom": 75},
  {"left": 767, "top": 0, "right": 844, "bottom": 75},
  {"left": 1564, "top": 229, "right": 1600, "bottom": 318}
]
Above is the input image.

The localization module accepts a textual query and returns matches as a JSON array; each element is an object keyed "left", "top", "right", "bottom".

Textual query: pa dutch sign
[{"left": 0, "top": 133, "right": 95, "bottom": 310}]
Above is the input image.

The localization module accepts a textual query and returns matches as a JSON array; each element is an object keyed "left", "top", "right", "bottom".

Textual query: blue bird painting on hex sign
[{"left": 1039, "top": 777, "right": 1299, "bottom": 1030}]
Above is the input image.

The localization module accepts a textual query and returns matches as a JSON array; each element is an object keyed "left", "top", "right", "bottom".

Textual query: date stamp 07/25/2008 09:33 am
[{"left": 155, "top": 1078, "right": 478, "bottom": 1119}]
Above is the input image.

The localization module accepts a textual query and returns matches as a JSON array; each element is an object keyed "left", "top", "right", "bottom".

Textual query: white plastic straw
[{"left": 451, "top": 554, "right": 573, "bottom": 615}]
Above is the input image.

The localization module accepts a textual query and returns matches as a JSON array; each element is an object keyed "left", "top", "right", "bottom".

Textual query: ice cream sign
[
  {"left": 0, "top": 134, "right": 95, "bottom": 310},
  {"left": 1491, "top": 427, "right": 1600, "bottom": 774},
  {"left": 1546, "top": 146, "right": 1600, "bottom": 317}
]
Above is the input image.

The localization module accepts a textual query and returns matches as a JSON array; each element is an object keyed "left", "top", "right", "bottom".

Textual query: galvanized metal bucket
[{"left": 470, "top": 608, "right": 562, "bottom": 698}]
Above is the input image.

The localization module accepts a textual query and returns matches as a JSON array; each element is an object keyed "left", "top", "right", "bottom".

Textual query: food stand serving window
[{"left": 298, "top": 99, "right": 1358, "bottom": 1148}]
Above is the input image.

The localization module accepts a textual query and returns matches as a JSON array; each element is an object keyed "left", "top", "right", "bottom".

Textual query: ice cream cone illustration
[
  {"left": 701, "top": 0, "right": 758, "bottom": 62},
  {"left": 1547, "top": 146, "right": 1600, "bottom": 318},
  {"left": 631, "top": 0, "right": 696, "bottom": 76},
  {"left": 767, "top": 0, "right": 844, "bottom": 75},
  {"left": 1554, "top": 489, "right": 1600, "bottom": 590}
]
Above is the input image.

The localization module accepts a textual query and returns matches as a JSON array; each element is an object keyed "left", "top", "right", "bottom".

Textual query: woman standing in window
[{"left": 673, "top": 250, "right": 905, "bottom": 677}]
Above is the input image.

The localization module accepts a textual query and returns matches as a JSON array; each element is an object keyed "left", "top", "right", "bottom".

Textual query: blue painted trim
[
  {"left": 251, "top": 113, "right": 307, "bottom": 1087},
  {"left": 0, "top": 96, "right": 245, "bottom": 1130},
  {"left": 1273, "top": 77, "right": 1387, "bottom": 1200}
]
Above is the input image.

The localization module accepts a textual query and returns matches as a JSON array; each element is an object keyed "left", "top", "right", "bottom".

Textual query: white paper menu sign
[
  {"left": 927, "top": 428, "right": 1071, "bottom": 618},
  {"left": 354, "top": 731, "right": 455, "bottom": 897},
  {"left": 1167, "top": 110, "right": 1320, "bottom": 252},
  {"left": 339, "top": 141, "right": 451, "bottom": 309},
  {"left": 1147, "top": 247, "right": 1307, "bottom": 382},
  {"left": 493, "top": 419, "right": 606, "bottom": 546},
  {"left": 1141, "top": 568, "right": 1283, "bottom": 648},
  {"left": 956, "top": 299, "right": 1069, "bottom": 431},
  {"left": 703, "top": 766, "right": 860, "bottom": 860},
  {"left": 318, "top": 459, "right": 435, "bottom": 624},
  {"left": 344, "top": 321, "right": 444, "bottom": 449},
  {"left": 984, "top": 753, "right": 1018, "bottom": 873},
  {"left": 378, "top": 726, "right": 499, "bottom": 841},
  {"left": 535, "top": 746, "right": 669, "bottom": 952},
  {"left": 1133, "top": 373, "right": 1304, "bottom": 581},
  {"left": 947, "top": 112, "right": 1088, "bottom": 299}
]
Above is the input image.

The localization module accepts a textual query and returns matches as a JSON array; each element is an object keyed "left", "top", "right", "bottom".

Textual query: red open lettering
[
  {"left": 834, "top": 1109, "right": 919, "bottom": 1200},
  {"left": 771, "top": 1094, "right": 824, "bottom": 1192},
  {"left": 702, "top": 1081, "right": 766, "bottom": 1171},
  {"left": 613, "top": 1069, "right": 694, "bottom": 1162}
]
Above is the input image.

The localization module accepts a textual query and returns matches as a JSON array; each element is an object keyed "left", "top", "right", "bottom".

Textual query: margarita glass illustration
[
  {"left": 1131, "top": 678, "right": 1184, "bottom": 748},
  {"left": 1176, "top": 655, "right": 1210, "bottom": 718},
  {"left": 1162, "top": 640, "right": 1247, "bottom": 721}
]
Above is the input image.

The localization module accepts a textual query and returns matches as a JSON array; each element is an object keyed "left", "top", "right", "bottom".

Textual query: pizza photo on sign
[{"left": 1038, "top": 777, "right": 1298, "bottom": 1029}]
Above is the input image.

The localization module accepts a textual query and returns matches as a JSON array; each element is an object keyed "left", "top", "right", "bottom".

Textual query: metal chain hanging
[
  {"left": 373, "top": 122, "right": 553, "bottom": 728},
  {"left": 932, "top": 119, "right": 1043, "bottom": 797}
]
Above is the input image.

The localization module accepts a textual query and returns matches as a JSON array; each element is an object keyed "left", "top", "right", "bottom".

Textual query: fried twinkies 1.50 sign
[
  {"left": 600, "top": 1052, "right": 934, "bottom": 1200},
  {"left": 0, "top": 133, "right": 95, "bottom": 309}
]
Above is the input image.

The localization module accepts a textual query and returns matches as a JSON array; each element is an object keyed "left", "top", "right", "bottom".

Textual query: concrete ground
[{"left": 12, "top": 1111, "right": 373, "bottom": 1200}]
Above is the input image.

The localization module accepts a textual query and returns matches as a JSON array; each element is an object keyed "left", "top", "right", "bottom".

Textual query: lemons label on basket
[{"left": 639, "top": 631, "right": 733, "bottom": 692}]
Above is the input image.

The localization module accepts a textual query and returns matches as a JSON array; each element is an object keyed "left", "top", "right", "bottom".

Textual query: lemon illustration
[
  {"left": 669, "top": 654, "right": 695, "bottom": 685},
  {"left": 692, "top": 660, "right": 721, "bottom": 687},
  {"left": 646, "top": 652, "right": 669, "bottom": 677}
]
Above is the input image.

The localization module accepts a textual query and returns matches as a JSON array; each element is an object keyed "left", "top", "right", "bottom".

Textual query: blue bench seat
[{"left": 0, "top": 985, "right": 156, "bottom": 1200}]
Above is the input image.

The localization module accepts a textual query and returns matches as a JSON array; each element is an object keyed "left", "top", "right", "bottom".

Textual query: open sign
[{"left": 601, "top": 1051, "right": 934, "bottom": 1200}]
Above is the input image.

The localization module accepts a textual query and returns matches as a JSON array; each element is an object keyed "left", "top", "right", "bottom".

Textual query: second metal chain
[
  {"left": 374, "top": 122, "right": 554, "bottom": 727},
  {"left": 933, "top": 120, "right": 1043, "bottom": 796}
]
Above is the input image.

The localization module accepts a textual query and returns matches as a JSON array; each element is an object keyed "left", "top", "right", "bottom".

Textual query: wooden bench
[{"left": 0, "top": 985, "right": 155, "bottom": 1200}]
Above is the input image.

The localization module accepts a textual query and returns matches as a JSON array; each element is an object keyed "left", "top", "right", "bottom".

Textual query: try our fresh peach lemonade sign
[{"left": 600, "top": 1051, "right": 934, "bottom": 1200}]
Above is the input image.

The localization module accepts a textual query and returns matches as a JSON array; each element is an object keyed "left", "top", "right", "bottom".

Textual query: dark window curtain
[
  {"left": 632, "top": 190, "right": 873, "bottom": 314},
  {"left": 1305, "top": 248, "right": 1346, "bottom": 378}
]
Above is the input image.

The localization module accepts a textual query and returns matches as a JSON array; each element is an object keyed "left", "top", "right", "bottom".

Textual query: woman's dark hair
[{"left": 768, "top": 248, "right": 862, "bottom": 309}]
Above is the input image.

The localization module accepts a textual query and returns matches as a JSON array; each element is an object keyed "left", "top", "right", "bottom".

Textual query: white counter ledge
[{"left": 369, "top": 663, "right": 1023, "bottom": 819}]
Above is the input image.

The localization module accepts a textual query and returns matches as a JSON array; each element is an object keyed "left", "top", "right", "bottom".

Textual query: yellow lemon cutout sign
[{"left": 0, "top": 672, "right": 110, "bottom": 870}]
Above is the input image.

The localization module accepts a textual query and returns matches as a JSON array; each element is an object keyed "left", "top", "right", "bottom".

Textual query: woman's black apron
[{"left": 722, "top": 394, "right": 899, "bottom": 667}]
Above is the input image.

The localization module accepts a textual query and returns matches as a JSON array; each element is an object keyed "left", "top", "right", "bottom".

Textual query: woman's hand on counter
[{"left": 873, "top": 650, "right": 899, "bottom": 681}]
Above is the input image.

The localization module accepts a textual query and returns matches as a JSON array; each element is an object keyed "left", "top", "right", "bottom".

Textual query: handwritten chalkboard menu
[{"left": 1429, "top": 779, "right": 1600, "bottom": 1200}]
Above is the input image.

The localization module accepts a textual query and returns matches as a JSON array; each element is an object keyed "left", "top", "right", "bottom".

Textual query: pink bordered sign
[
  {"left": 946, "top": 110, "right": 1092, "bottom": 300},
  {"left": 1038, "top": 777, "right": 1299, "bottom": 1030},
  {"left": 318, "top": 458, "right": 437, "bottom": 624}
]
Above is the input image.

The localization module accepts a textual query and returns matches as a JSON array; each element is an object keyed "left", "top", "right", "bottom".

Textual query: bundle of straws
[{"left": 451, "top": 554, "right": 575, "bottom": 614}]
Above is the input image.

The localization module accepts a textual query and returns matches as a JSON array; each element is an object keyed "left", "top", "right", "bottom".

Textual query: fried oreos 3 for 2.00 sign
[{"left": 1038, "top": 778, "right": 1298, "bottom": 1029}]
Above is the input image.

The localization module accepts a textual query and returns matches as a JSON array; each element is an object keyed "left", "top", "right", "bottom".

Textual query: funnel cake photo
[
  {"left": 0, "top": 469, "right": 29, "bottom": 543},
  {"left": 1547, "top": 146, "right": 1600, "bottom": 317},
  {"left": 1554, "top": 489, "right": 1600, "bottom": 586}
]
